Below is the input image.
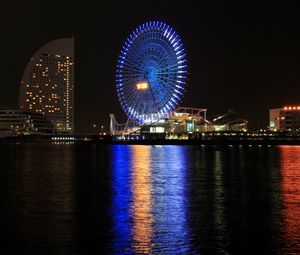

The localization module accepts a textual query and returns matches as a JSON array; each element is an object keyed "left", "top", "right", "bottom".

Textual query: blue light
[
  {"left": 168, "top": 101, "right": 174, "bottom": 108},
  {"left": 171, "top": 36, "right": 178, "bottom": 44},
  {"left": 176, "top": 49, "right": 184, "bottom": 55},
  {"left": 176, "top": 85, "right": 184, "bottom": 90},
  {"left": 150, "top": 146, "right": 191, "bottom": 253},
  {"left": 177, "top": 54, "right": 185, "bottom": 60},
  {"left": 171, "top": 97, "right": 177, "bottom": 103},
  {"left": 174, "top": 89, "right": 183, "bottom": 94},
  {"left": 168, "top": 32, "right": 176, "bottom": 41},
  {"left": 173, "top": 40, "right": 180, "bottom": 48},
  {"left": 173, "top": 93, "right": 180, "bottom": 99},
  {"left": 174, "top": 44, "right": 182, "bottom": 51},
  {"left": 111, "top": 146, "right": 133, "bottom": 254},
  {"left": 116, "top": 21, "right": 187, "bottom": 124}
]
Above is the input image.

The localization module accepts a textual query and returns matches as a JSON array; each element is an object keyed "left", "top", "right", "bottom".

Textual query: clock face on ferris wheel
[{"left": 116, "top": 21, "right": 187, "bottom": 125}]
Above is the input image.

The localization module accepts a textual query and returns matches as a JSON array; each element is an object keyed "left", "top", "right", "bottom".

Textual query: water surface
[{"left": 0, "top": 143, "right": 299, "bottom": 254}]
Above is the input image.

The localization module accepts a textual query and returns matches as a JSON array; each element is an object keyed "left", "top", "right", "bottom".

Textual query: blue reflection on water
[
  {"left": 151, "top": 146, "right": 190, "bottom": 254},
  {"left": 111, "top": 145, "right": 133, "bottom": 254},
  {"left": 111, "top": 145, "right": 190, "bottom": 254}
]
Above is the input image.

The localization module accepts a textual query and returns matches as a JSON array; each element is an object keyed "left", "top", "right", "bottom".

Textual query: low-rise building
[
  {"left": 0, "top": 109, "right": 54, "bottom": 135},
  {"left": 269, "top": 106, "right": 300, "bottom": 131}
]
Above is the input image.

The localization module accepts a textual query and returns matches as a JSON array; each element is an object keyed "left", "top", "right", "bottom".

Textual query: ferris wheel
[{"left": 116, "top": 21, "right": 187, "bottom": 125}]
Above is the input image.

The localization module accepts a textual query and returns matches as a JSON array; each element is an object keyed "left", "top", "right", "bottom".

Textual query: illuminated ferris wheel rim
[{"left": 116, "top": 21, "right": 187, "bottom": 125}]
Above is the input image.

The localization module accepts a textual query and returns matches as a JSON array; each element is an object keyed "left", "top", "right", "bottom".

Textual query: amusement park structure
[
  {"left": 116, "top": 21, "right": 187, "bottom": 125},
  {"left": 111, "top": 21, "right": 247, "bottom": 137},
  {"left": 110, "top": 107, "right": 247, "bottom": 136}
]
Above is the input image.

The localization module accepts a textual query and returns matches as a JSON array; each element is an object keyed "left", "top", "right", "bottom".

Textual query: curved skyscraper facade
[{"left": 19, "top": 38, "right": 74, "bottom": 133}]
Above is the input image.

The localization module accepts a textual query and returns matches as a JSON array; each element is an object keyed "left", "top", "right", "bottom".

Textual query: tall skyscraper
[{"left": 19, "top": 38, "right": 74, "bottom": 133}]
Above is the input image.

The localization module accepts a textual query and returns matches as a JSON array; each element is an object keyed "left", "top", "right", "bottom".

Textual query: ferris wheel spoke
[
  {"left": 126, "top": 96, "right": 139, "bottom": 115},
  {"left": 153, "top": 78, "right": 178, "bottom": 92},
  {"left": 148, "top": 85, "right": 165, "bottom": 109},
  {"left": 155, "top": 73, "right": 177, "bottom": 80},
  {"left": 121, "top": 65, "right": 144, "bottom": 74},
  {"left": 118, "top": 79, "right": 136, "bottom": 88},
  {"left": 117, "top": 74, "right": 142, "bottom": 80},
  {"left": 156, "top": 61, "right": 185, "bottom": 75},
  {"left": 120, "top": 57, "right": 144, "bottom": 72},
  {"left": 151, "top": 85, "right": 172, "bottom": 107},
  {"left": 122, "top": 85, "right": 138, "bottom": 102},
  {"left": 122, "top": 56, "right": 145, "bottom": 71},
  {"left": 118, "top": 76, "right": 142, "bottom": 84}
]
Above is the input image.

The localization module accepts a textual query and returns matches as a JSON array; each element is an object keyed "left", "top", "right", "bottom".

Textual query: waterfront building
[
  {"left": 19, "top": 38, "right": 74, "bottom": 133},
  {"left": 0, "top": 109, "right": 53, "bottom": 136},
  {"left": 110, "top": 107, "right": 248, "bottom": 136},
  {"left": 270, "top": 106, "right": 300, "bottom": 131}
]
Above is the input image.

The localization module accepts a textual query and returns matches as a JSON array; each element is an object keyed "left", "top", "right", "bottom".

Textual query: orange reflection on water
[
  {"left": 131, "top": 145, "right": 153, "bottom": 254},
  {"left": 280, "top": 146, "right": 300, "bottom": 252}
]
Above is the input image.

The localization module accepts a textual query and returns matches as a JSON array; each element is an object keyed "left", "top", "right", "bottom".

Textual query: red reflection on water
[{"left": 280, "top": 146, "right": 300, "bottom": 252}]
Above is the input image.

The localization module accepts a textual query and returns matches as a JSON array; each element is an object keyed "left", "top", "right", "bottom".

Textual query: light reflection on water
[
  {"left": 280, "top": 146, "right": 300, "bottom": 254},
  {"left": 1, "top": 144, "right": 300, "bottom": 254},
  {"left": 212, "top": 150, "right": 228, "bottom": 251},
  {"left": 131, "top": 146, "right": 153, "bottom": 254},
  {"left": 111, "top": 145, "right": 300, "bottom": 254},
  {"left": 150, "top": 146, "right": 190, "bottom": 254},
  {"left": 111, "top": 145, "right": 132, "bottom": 254},
  {"left": 112, "top": 145, "right": 190, "bottom": 254}
]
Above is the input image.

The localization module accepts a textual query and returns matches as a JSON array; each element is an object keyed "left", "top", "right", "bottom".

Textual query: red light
[{"left": 283, "top": 106, "right": 300, "bottom": 110}]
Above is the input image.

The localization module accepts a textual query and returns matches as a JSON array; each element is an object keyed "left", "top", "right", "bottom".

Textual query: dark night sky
[{"left": 1, "top": 1, "right": 300, "bottom": 133}]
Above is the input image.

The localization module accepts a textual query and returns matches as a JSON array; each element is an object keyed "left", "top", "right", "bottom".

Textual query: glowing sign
[{"left": 136, "top": 82, "right": 149, "bottom": 91}]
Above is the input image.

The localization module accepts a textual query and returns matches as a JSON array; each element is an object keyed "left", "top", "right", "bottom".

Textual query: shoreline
[{"left": 2, "top": 134, "right": 300, "bottom": 146}]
